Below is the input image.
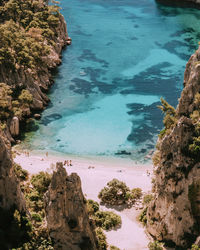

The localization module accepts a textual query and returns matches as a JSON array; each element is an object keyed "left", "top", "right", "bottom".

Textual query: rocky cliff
[
  {"left": 45, "top": 163, "right": 98, "bottom": 250},
  {"left": 147, "top": 47, "right": 200, "bottom": 248},
  {"left": 0, "top": 0, "right": 69, "bottom": 141},
  {"left": 156, "top": 0, "right": 200, "bottom": 8},
  {"left": 0, "top": 133, "right": 25, "bottom": 212}
]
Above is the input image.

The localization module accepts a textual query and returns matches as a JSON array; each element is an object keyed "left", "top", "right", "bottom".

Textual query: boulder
[{"left": 9, "top": 117, "right": 19, "bottom": 137}]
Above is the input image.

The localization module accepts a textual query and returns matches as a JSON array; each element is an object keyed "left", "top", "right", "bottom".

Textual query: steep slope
[
  {"left": 0, "top": 133, "right": 25, "bottom": 211},
  {"left": 45, "top": 163, "right": 98, "bottom": 250},
  {"left": 147, "top": 46, "right": 200, "bottom": 248},
  {"left": 0, "top": 0, "right": 68, "bottom": 141}
]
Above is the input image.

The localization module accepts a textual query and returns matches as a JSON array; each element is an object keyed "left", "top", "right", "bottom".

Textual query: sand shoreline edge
[{"left": 13, "top": 148, "right": 153, "bottom": 250}]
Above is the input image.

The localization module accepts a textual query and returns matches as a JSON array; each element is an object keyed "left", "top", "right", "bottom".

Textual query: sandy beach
[{"left": 14, "top": 149, "right": 153, "bottom": 250}]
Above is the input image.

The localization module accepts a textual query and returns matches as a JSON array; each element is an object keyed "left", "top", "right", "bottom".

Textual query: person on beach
[
  {"left": 46, "top": 152, "right": 48, "bottom": 157},
  {"left": 67, "top": 160, "right": 69, "bottom": 166},
  {"left": 69, "top": 160, "right": 72, "bottom": 166},
  {"left": 64, "top": 160, "right": 67, "bottom": 166}
]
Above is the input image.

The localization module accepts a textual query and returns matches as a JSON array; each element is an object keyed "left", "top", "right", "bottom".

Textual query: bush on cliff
[
  {"left": 192, "top": 244, "right": 200, "bottom": 250},
  {"left": 14, "top": 163, "right": 29, "bottom": 182},
  {"left": 148, "top": 241, "right": 163, "bottom": 250},
  {"left": 31, "top": 171, "right": 52, "bottom": 194},
  {"left": 143, "top": 194, "right": 153, "bottom": 205},
  {"left": 87, "top": 199, "right": 122, "bottom": 230},
  {"left": 157, "top": 98, "right": 176, "bottom": 138},
  {"left": 14, "top": 167, "right": 53, "bottom": 248},
  {"left": 131, "top": 187, "right": 142, "bottom": 201},
  {"left": 139, "top": 207, "right": 147, "bottom": 225},
  {"left": 94, "top": 211, "right": 122, "bottom": 230},
  {"left": 110, "top": 246, "right": 120, "bottom": 250},
  {"left": 87, "top": 199, "right": 100, "bottom": 215},
  {"left": 95, "top": 227, "right": 108, "bottom": 250}
]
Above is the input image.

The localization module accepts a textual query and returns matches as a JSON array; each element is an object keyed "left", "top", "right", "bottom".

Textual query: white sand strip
[{"left": 14, "top": 150, "right": 153, "bottom": 250}]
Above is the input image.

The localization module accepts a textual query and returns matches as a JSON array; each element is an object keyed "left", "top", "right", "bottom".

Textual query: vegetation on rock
[
  {"left": 87, "top": 199, "right": 122, "bottom": 230},
  {"left": 95, "top": 227, "right": 108, "bottom": 250},
  {"left": 148, "top": 241, "right": 164, "bottom": 250},
  {"left": 0, "top": 0, "right": 66, "bottom": 136},
  {"left": 14, "top": 168, "right": 53, "bottom": 249}
]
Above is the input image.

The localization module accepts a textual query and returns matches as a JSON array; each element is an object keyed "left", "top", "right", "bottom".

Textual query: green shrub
[
  {"left": 14, "top": 163, "right": 29, "bottom": 182},
  {"left": 94, "top": 211, "right": 122, "bottom": 230},
  {"left": 110, "top": 246, "right": 120, "bottom": 250},
  {"left": 191, "top": 110, "right": 200, "bottom": 122},
  {"left": 152, "top": 150, "right": 161, "bottom": 166},
  {"left": 163, "top": 114, "right": 177, "bottom": 130},
  {"left": 158, "top": 128, "right": 166, "bottom": 139},
  {"left": 31, "top": 212, "right": 42, "bottom": 223},
  {"left": 158, "top": 98, "right": 176, "bottom": 116},
  {"left": 87, "top": 199, "right": 99, "bottom": 215},
  {"left": 18, "top": 89, "right": 33, "bottom": 107},
  {"left": 189, "top": 137, "right": 200, "bottom": 157},
  {"left": 95, "top": 227, "right": 108, "bottom": 250},
  {"left": 192, "top": 244, "right": 200, "bottom": 250},
  {"left": 148, "top": 241, "right": 163, "bottom": 250},
  {"left": 98, "top": 179, "right": 130, "bottom": 206},
  {"left": 139, "top": 207, "right": 147, "bottom": 225},
  {"left": 194, "top": 92, "right": 200, "bottom": 108},
  {"left": 131, "top": 188, "right": 142, "bottom": 200},
  {"left": 143, "top": 194, "right": 153, "bottom": 205},
  {"left": 31, "top": 171, "right": 52, "bottom": 195}
]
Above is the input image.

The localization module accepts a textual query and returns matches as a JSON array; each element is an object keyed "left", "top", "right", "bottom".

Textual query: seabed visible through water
[{"left": 23, "top": 0, "right": 200, "bottom": 161}]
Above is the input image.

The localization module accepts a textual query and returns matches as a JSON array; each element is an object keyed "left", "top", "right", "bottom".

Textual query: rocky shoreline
[
  {"left": 156, "top": 0, "right": 200, "bottom": 9},
  {"left": 146, "top": 46, "right": 200, "bottom": 248}
]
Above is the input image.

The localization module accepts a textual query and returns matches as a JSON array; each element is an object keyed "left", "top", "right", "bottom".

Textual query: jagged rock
[
  {"left": 156, "top": 0, "right": 200, "bottom": 8},
  {"left": 0, "top": 134, "right": 25, "bottom": 211},
  {"left": 147, "top": 47, "right": 200, "bottom": 248},
  {"left": 34, "top": 114, "right": 41, "bottom": 120},
  {"left": 44, "top": 163, "right": 98, "bottom": 250},
  {"left": 9, "top": 116, "right": 19, "bottom": 137}
]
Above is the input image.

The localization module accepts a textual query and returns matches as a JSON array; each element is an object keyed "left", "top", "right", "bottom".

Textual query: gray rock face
[
  {"left": 45, "top": 163, "right": 98, "bottom": 250},
  {"left": 0, "top": 134, "right": 25, "bottom": 211},
  {"left": 147, "top": 47, "right": 200, "bottom": 248}
]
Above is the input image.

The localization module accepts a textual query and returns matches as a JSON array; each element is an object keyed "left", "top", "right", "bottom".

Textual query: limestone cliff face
[
  {"left": 0, "top": 15, "right": 68, "bottom": 112},
  {"left": 0, "top": 133, "right": 25, "bottom": 211},
  {"left": 44, "top": 163, "right": 98, "bottom": 250},
  {"left": 147, "top": 47, "right": 200, "bottom": 248}
]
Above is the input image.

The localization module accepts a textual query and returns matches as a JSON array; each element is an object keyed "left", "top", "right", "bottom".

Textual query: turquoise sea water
[{"left": 24, "top": 0, "right": 200, "bottom": 160}]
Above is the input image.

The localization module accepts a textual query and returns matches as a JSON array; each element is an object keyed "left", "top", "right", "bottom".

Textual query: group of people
[
  {"left": 64, "top": 160, "right": 73, "bottom": 167},
  {"left": 24, "top": 151, "right": 30, "bottom": 157}
]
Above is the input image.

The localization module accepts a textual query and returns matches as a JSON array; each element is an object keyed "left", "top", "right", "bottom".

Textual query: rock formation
[
  {"left": 156, "top": 0, "right": 200, "bottom": 8},
  {"left": 9, "top": 117, "right": 20, "bottom": 137},
  {"left": 45, "top": 163, "right": 98, "bottom": 250},
  {"left": 147, "top": 46, "right": 200, "bottom": 248},
  {"left": 0, "top": 0, "right": 70, "bottom": 141},
  {"left": 0, "top": 133, "right": 25, "bottom": 211}
]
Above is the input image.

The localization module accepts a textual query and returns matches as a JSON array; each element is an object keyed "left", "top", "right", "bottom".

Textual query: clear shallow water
[{"left": 24, "top": 0, "right": 200, "bottom": 160}]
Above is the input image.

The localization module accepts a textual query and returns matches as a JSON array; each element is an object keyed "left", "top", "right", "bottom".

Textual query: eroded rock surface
[
  {"left": 0, "top": 134, "right": 25, "bottom": 211},
  {"left": 45, "top": 163, "right": 98, "bottom": 250},
  {"left": 147, "top": 47, "right": 200, "bottom": 248}
]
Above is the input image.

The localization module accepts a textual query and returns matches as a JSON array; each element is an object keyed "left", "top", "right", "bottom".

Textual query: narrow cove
[{"left": 22, "top": 0, "right": 200, "bottom": 161}]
